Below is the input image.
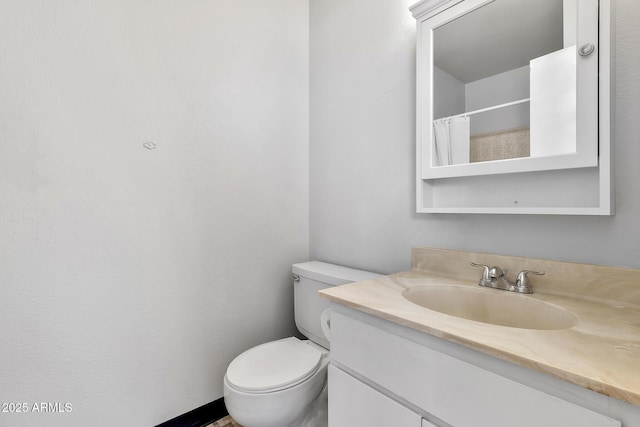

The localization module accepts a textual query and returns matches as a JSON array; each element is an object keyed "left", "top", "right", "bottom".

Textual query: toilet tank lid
[{"left": 292, "top": 261, "right": 381, "bottom": 286}]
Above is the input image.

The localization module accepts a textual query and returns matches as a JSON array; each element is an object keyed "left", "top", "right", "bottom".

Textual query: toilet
[{"left": 223, "top": 261, "right": 380, "bottom": 427}]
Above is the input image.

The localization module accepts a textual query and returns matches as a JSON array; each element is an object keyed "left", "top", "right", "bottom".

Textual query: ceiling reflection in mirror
[{"left": 431, "top": 0, "right": 577, "bottom": 167}]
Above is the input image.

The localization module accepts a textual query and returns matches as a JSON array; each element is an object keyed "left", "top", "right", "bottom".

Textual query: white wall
[
  {"left": 310, "top": 0, "right": 640, "bottom": 273},
  {"left": 465, "top": 65, "right": 530, "bottom": 135},
  {"left": 433, "top": 66, "right": 465, "bottom": 119},
  {"left": 0, "top": 1, "right": 308, "bottom": 425}
]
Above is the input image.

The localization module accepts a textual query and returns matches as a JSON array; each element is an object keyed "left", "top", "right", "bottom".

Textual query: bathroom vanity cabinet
[
  {"left": 329, "top": 366, "right": 435, "bottom": 427},
  {"left": 328, "top": 305, "right": 635, "bottom": 427}
]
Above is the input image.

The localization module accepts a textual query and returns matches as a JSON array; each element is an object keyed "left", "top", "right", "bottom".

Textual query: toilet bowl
[
  {"left": 223, "top": 262, "right": 380, "bottom": 427},
  {"left": 224, "top": 338, "right": 329, "bottom": 427}
]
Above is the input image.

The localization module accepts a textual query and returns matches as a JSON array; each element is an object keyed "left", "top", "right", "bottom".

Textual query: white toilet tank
[{"left": 292, "top": 261, "right": 381, "bottom": 349}]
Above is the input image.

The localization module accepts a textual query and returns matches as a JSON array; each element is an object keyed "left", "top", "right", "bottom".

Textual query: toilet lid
[{"left": 226, "top": 337, "right": 325, "bottom": 393}]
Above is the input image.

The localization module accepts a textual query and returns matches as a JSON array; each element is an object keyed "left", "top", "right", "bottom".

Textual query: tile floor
[{"left": 205, "top": 415, "right": 242, "bottom": 427}]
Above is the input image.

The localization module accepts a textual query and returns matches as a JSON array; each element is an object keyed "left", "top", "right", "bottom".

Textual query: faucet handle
[
  {"left": 515, "top": 270, "right": 545, "bottom": 293},
  {"left": 470, "top": 262, "right": 490, "bottom": 281}
]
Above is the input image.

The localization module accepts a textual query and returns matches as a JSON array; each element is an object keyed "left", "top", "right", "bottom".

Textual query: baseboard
[{"left": 155, "top": 397, "right": 228, "bottom": 427}]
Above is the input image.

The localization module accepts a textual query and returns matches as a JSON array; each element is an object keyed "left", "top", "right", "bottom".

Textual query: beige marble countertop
[{"left": 319, "top": 248, "right": 640, "bottom": 406}]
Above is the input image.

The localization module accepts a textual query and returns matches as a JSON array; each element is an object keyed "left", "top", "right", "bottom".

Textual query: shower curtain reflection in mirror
[{"left": 432, "top": 116, "right": 470, "bottom": 166}]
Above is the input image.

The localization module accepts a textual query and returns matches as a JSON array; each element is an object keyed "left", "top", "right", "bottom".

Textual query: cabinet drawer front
[
  {"left": 329, "top": 365, "right": 422, "bottom": 427},
  {"left": 331, "top": 312, "right": 620, "bottom": 427}
]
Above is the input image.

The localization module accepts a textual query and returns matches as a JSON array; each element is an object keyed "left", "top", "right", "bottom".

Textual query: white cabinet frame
[{"left": 411, "top": 0, "right": 614, "bottom": 215}]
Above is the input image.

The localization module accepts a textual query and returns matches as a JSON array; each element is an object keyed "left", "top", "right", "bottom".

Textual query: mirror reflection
[{"left": 432, "top": 0, "right": 577, "bottom": 167}]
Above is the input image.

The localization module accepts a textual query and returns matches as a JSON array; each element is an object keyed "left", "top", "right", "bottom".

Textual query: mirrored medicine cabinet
[{"left": 410, "top": 0, "right": 613, "bottom": 214}]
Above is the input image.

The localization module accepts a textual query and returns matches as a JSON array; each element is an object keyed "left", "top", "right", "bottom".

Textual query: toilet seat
[{"left": 226, "top": 337, "right": 326, "bottom": 393}]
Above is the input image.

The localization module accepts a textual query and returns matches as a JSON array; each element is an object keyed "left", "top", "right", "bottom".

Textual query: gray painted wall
[
  {"left": 465, "top": 65, "right": 530, "bottom": 135},
  {"left": 310, "top": 0, "right": 640, "bottom": 273},
  {"left": 433, "top": 66, "right": 466, "bottom": 119},
  {"left": 0, "top": 1, "right": 308, "bottom": 425}
]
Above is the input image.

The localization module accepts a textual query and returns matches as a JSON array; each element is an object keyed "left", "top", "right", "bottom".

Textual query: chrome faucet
[{"left": 470, "top": 262, "right": 544, "bottom": 294}]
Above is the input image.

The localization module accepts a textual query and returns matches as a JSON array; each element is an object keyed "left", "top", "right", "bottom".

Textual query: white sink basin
[{"left": 403, "top": 284, "right": 578, "bottom": 330}]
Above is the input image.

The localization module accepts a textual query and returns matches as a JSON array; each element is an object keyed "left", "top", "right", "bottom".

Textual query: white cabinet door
[
  {"left": 331, "top": 311, "right": 621, "bottom": 427},
  {"left": 328, "top": 365, "right": 422, "bottom": 427},
  {"left": 422, "top": 419, "right": 438, "bottom": 427}
]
